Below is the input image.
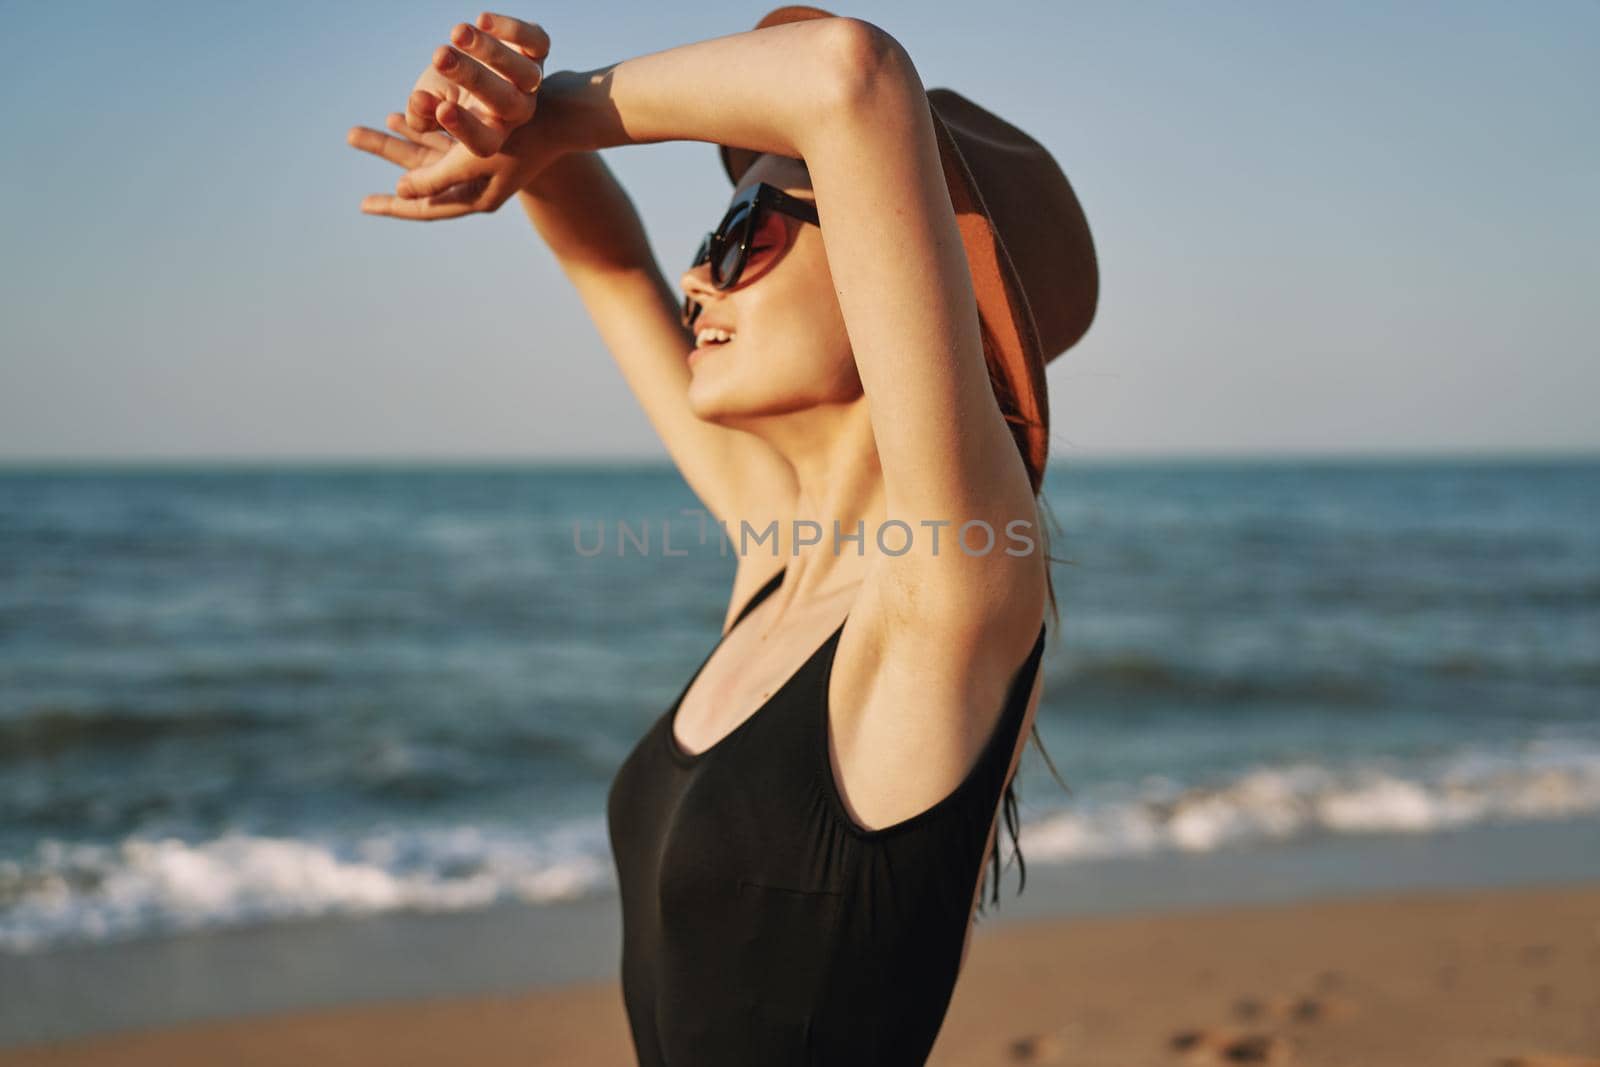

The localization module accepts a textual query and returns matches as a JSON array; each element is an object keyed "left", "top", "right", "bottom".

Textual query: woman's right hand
[
  {"left": 348, "top": 13, "right": 561, "bottom": 219},
  {"left": 405, "top": 13, "right": 550, "bottom": 158}
]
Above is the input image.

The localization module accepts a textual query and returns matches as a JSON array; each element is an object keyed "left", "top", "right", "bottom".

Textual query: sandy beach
[{"left": 3, "top": 880, "right": 1595, "bottom": 1067}]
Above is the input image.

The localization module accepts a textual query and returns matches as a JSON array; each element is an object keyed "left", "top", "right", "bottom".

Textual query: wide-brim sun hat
[{"left": 718, "top": 5, "right": 1098, "bottom": 492}]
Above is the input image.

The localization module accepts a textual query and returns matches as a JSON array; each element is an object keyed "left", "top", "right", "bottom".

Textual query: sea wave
[
  {"left": 1022, "top": 739, "right": 1600, "bottom": 860},
  {"left": 0, "top": 705, "right": 280, "bottom": 761},
  {"left": 3, "top": 741, "right": 1599, "bottom": 954},
  {"left": 1051, "top": 649, "right": 1600, "bottom": 701},
  {"left": 0, "top": 822, "right": 613, "bottom": 954}
]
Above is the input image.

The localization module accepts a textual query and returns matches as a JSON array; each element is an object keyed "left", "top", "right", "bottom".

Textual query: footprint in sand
[
  {"left": 1519, "top": 943, "right": 1558, "bottom": 966},
  {"left": 1006, "top": 1031, "right": 1065, "bottom": 1063},
  {"left": 1232, "top": 993, "right": 1353, "bottom": 1024},
  {"left": 1169, "top": 1027, "right": 1292, "bottom": 1064}
]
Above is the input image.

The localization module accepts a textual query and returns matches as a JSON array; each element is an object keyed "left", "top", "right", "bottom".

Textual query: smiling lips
[{"left": 688, "top": 325, "right": 737, "bottom": 364}]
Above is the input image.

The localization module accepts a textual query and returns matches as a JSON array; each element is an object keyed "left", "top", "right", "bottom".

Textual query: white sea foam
[
  {"left": 1022, "top": 738, "right": 1600, "bottom": 863},
  {"left": 0, "top": 822, "right": 613, "bottom": 954},
  {"left": 4, "top": 740, "right": 1599, "bottom": 953}
]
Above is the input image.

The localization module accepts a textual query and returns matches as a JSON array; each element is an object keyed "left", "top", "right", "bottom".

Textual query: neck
[{"left": 742, "top": 397, "right": 885, "bottom": 609}]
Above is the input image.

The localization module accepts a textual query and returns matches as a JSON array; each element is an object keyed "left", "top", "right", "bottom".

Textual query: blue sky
[{"left": 1, "top": 0, "right": 1595, "bottom": 462}]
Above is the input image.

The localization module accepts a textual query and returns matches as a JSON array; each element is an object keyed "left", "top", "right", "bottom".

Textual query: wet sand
[{"left": 2, "top": 881, "right": 1596, "bottom": 1066}]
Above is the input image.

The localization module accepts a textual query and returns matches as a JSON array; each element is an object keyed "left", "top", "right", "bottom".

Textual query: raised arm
[
  {"left": 516, "top": 150, "right": 794, "bottom": 526},
  {"left": 536, "top": 18, "right": 1044, "bottom": 624},
  {"left": 380, "top": 15, "right": 1045, "bottom": 627},
  {"left": 349, "top": 17, "right": 793, "bottom": 528}
]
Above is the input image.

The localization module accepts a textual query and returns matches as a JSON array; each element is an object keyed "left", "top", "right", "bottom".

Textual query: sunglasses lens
[{"left": 712, "top": 203, "right": 754, "bottom": 287}]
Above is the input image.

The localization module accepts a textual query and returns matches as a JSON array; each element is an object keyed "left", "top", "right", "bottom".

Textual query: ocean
[{"left": 2, "top": 457, "right": 1597, "bottom": 957}]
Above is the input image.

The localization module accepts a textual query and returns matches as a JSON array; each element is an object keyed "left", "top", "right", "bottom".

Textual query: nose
[
  {"left": 680, "top": 260, "right": 721, "bottom": 329},
  {"left": 680, "top": 257, "right": 719, "bottom": 302}
]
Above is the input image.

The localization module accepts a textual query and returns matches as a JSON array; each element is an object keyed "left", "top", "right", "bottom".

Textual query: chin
[
  {"left": 687, "top": 368, "right": 800, "bottom": 426},
  {"left": 688, "top": 383, "right": 769, "bottom": 426},
  {"left": 686, "top": 364, "right": 750, "bottom": 423},
  {"left": 686, "top": 337, "right": 850, "bottom": 423}
]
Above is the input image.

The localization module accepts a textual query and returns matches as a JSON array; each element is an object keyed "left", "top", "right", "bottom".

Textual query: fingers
[
  {"left": 395, "top": 142, "right": 493, "bottom": 200},
  {"left": 432, "top": 44, "right": 534, "bottom": 126},
  {"left": 450, "top": 22, "right": 542, "bottom": 92},
  {"left": 474, "top": 12, "right": 551, "bottom": 60},
  {"left": 360, "top": 192, "right": 479, "bottom": 221},
  {"left": 384, "top": 111, "right": 453, "bottom": 153},
  {"left": 435, "top": 97, "right": 511, "bottom": 158},
  {"left": 407, "top": 88, "right": 442, "bottom": 133},
  {"left": 347, "top": 124, "right": 438, "bottom": 169},
  {"left": 362, "top": 175, "right": 495, "bottom": 219}
]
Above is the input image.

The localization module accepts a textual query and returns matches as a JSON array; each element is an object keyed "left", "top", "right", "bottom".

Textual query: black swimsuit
[{"left": 606, "top": 565, "right": 1047, "bottom": 1066}]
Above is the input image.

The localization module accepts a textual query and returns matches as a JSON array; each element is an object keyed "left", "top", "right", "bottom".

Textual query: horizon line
[{"left": 1, "top": 446, "right": 1597, "bottom": 473}]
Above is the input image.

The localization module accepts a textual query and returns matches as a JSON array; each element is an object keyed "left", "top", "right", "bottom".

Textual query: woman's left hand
[
  {"left": 346, "top": 114, "right": 480, "bottom": 219},
  {"left": 347, "top": 110, "right": 559, "bottom": 220}
]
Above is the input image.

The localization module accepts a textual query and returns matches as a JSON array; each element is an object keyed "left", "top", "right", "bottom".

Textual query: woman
[{"left": 348, "top": 7, "right": 1096, "bottom": 1063}]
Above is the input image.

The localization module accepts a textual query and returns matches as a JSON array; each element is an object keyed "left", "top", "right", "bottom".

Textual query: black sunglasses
[{"left": 682, "top": 182, "right": 820, "bottom": 330}]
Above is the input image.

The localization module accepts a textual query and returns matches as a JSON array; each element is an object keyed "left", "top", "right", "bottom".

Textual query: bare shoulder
[{"left": 823, "top": 543, "right": 1049, "bottom": 832}]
